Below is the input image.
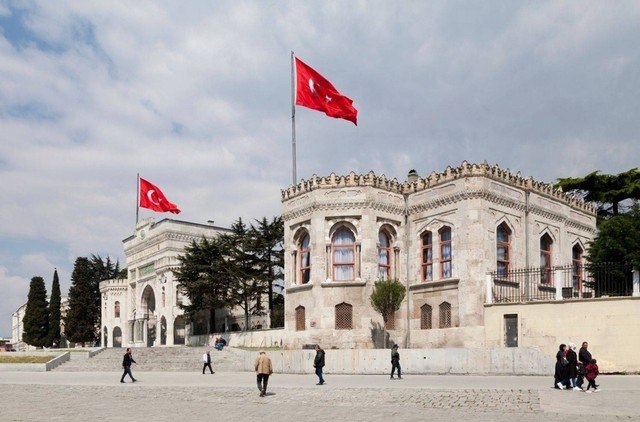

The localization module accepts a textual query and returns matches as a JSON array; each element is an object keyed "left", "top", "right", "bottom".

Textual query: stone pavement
[{"left": 1, "top": 371, "right": 639, "bottom": 421}]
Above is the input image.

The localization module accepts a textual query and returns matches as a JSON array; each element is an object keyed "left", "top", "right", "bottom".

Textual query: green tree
[
  {"left": 370, "top": 279, "right": 406, "bottom": 348},
  {"left": 588, "top": 205, "right": 640, "bottom": 267},
  {"left": 174, "top": 236, "right": 234, "bottom": 331},
  {"left": 47, "top": 269, "right": 62, "bottom": 347},
  {"left": 23, "top": 276, "right": 49, "bottom": 348},
  {"left": 65, "top": 255, "right": 120, "bottom": 346},
  {"left": 249, "top": 216, "right": 284, "bottom": 326},
  {"left": 555, "top": 168, "right": 640, "bottom": 218}
]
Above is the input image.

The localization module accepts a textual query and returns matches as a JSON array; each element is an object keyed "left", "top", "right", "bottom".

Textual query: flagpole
[
  {"left": 291, "top": 51, "right": 297, "bottom": 185},
  {"left": 136, "top": 173, "right": 140, "bottom": 225}
]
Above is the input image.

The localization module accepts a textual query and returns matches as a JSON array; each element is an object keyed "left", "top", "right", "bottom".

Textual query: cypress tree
[
  {"left": 64, "top": 257, "right": 99, "bottom": 345},
  {"left": 48, "top": 269, "right": 62, "bottom": 347},
  {"left": 23, "top": 276, "right": 50, "bottom": 348}
]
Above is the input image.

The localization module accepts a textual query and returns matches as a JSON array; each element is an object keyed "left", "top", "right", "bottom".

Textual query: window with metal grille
[
  {"left": 439, "top": 227, "right": 452, "bottom": 278},
  {"left": 332, "top": 228, "right": 355, "bottom": 281},
  {"left": 572, "top": 244, "right": 583, "bottom": 293},
  {"left": 496, "top": 223, "right": 511, "bottom": 277},
  {"left": 540, "top": 234, "right": 553, "bottom": 284},
  {"left": 420, "top": 304, "right": 432, "bottom": 329},
  {"left": 384, "top": 308, "right": 395, "bottom": 330},
  {"left": 421, "top": 231, "right": 433, "bottom": 281},
  {"left": 439, "top": 301, "right": 451, "bottom": 328},
  {"left": 114, "top": 301, "right": 120, "bottom": 318},
  {"left": 295, "top": 305, "right": 306, "bottom": 331},
  {"left": 378, "top": 230, "right": 391, "bottom": 280},
  {"left": 335, "top": 302, "right": 353, "bottom": 330},
  {"left": 299, "top": 233, "right": 311, "bottom": 284}
]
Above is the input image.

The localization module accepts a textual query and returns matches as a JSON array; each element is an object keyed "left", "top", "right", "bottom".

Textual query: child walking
[{"left": 585, "top": 358, "right": 600, "bottom": 392}]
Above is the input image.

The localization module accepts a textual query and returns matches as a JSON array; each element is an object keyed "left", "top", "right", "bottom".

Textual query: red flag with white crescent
[{"left": 139, "top": 177, "right": 181, "bottom": 214}]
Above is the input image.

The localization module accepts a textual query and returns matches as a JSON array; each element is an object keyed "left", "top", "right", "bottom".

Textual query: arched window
[
  {"left": 378, "top": 230, "right": 391, "bottom": 280},
  {"left": 572, "top": 244, "right": 583, "bottom": 293},
  {"left": 439, "top": 302, "right": 451, "bottom": 328},
  {"left": 540, "top": 234, "right": 553, "bottom": 284},
  {"left": 439, "top": 227, "right": 452, "bottom": 278},
  {"left": 162, "top": 287, "right": 166, "bottom": 307},
  {"left": 114, "top": 301, "right": 120, "bottom": 318},
  {"left": 295, "top": 305, "right": 306, "bottom": 331},
  {"left": 420, "top": 304, "right": 432, "bottom": 329},
  {"left": 335, "top": 302, "right": 353, "bottom": 330},
  {"left": 332, "top": 228, "right": 355, "bottom": 281},
  {"left": 299, "top": 233, "right": 311, "bottom": 284},
  {"left": 497, "top": 223, "right": 511, "bottom": 277},
  {"left": 421, "top": 231, "right": 433, "bottom": 281}
]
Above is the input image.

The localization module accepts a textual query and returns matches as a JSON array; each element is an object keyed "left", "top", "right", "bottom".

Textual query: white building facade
[{"left": 281, "top": 162, "right": 597, "bottom": 349}]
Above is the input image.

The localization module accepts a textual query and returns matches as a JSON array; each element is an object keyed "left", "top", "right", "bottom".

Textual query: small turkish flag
[
  {"left": 139, "top": 177, "right": 181, "bottom": 214},
  {"left": 295, "top": 57, "right": 358, "bottom": 125}
]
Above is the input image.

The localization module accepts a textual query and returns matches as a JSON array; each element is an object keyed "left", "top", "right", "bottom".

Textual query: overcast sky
[{"left": 1, "top": 1, "right": 639, "bottom": 337}]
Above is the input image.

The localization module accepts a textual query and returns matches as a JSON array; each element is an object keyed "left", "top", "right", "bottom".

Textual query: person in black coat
[
  {"left": 565, "top": 343, "right": 580, "bottom": 390},
  {"left": 577, "top": 341, "right": 592, "bottom": 388},
  {"left": 120, "top": 348, "right": 137, "bottom": 383},
  {"left": 554, "top": 343, "right": 567, "bottom": 388},
  {"left": 313, "top": 344, "right": 325, "bottom": 385}
]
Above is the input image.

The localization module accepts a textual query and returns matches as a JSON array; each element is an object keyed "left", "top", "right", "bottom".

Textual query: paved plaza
[{"left": 1, "top": 371, "right": 639, "bottom": 421}]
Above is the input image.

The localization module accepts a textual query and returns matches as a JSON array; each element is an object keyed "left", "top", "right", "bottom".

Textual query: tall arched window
[
  {"left": 332, "top": 228, "right": 355, "bottom": 281},
  {"left": 335, "top": 302, "right": 353, "bottom": 329},
  {"left": 378, "top": 230, "right": 391, "bottom": 280},
  {"left": 114, "top": 301, "right": 120, "bottom": 318},
  {"left": 439, "top": 301, "right": 452, "bottom": 328},
  {"left": 540, "top": 234, "right": 553, "bottom": 284},
  {"left": 421, "top": 231, "right": 433, "bottom": 281},
  {"left": 439, "top": 227, "right": 452, "bottom": 278},
  {"left": 299, "top": 233, "right": 311, "bottom": 284},
  {"left": 497, "top": 223, "right": 511, "bottom": 277},
  {"left": 572, "top": 244, "right": 583, "bottom": 293},
  {"left": 420, "top": 304, "right": 432, "bottom": 329}
]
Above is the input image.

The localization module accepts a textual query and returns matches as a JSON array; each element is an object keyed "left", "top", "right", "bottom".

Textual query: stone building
[
  {"left": 280, "top": 161, "right": 596, "bottom": 349},
  {"left": 99, "top": 217, "right": 249, "bottom": 348}
]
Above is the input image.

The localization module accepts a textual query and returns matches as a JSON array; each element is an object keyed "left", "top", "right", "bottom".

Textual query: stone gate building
[{"left": 280, "top": 161, "right": 597, "bottom": 349}]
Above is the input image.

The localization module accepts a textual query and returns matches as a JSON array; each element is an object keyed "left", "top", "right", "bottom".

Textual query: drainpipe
[
  {"left": 524, "top": 189, "right": 530, "bottom": 300},
  {"left": 403, "top": 192, "right": 411, "bottom": 349}
]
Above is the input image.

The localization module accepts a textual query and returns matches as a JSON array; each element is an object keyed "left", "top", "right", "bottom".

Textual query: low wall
[
  {"left": 0, "top": 352, "right": 70, "bottom": 372},
  {"left": 238, "top": 347, "right": 553, "bottom": 375},
  {"left": 189, "top": 329, "right": 285, "bottom": 349},
  {"left": 484, "top": 296, "right": 640, "bottom": 373}
]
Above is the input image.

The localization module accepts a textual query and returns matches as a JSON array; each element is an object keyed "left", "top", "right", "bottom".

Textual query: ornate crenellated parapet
[{"left": 281, "top": 161, "right": 597, "bottom": 214}]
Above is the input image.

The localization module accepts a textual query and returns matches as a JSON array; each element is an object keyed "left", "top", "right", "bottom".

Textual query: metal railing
[{"left": 489, "top": 262, "right": 635, "bottom": 303}]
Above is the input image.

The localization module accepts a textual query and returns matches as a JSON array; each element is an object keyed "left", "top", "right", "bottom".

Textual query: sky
[{"left": 1, "top": 1, "right": 639, "bottom": 337}]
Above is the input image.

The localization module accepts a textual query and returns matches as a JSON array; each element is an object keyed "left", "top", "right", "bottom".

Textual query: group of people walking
[{"left": 554, "top": 341, "right": 600, "bottom": 392}]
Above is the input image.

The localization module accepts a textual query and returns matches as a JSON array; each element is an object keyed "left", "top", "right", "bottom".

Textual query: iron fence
[{"left": 490, "top": 262, "right": 635, "bottom": 303}]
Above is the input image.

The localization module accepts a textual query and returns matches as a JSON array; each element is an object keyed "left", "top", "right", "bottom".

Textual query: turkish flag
[
  {"left": 295, "top": 57, "right": 358, "bottom": 125},
  {"left": 139, "top": 177, "right": 181, "bottom": 214}
]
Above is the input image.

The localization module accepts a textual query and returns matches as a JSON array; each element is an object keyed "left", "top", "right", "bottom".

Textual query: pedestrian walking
[
  {"left": 390, "top": 344, "right": 402, "bottom": 379},
  {"left": 202, "top": 350, "right": 214, "bottom": 374},
  {"left": 585, "top": 358, "right": 600, "bottom": 393},
  {"left": 255, "top": 350, "right": 273, "bottom": 397},
  {"left": 313, "top": 344, "right": 325, "bottom": 385},
  {"left": 120, "top": 348, "right": 137, "bottom": 383},
  {"left": 577, "top": 341, "right": 592, "bottom": 388}
]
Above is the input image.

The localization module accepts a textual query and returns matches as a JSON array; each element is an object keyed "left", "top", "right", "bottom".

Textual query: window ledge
[
  {"left": 286, "top": 283, "right": 314, "bottom": 293},
  {"left": 321, "top": 280, "right": 367, "bottom": 288},
  {"left": 409, "top": 278, "right": 460, "bottom": 291}
]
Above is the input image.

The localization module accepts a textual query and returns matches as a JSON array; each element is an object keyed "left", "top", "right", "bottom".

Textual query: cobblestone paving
[{"left": 2, "top": 372, "right": 639, "bottom": 421}]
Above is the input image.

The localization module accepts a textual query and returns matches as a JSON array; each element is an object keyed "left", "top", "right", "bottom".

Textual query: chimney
[{"left": 407, "top": 169, "right": 419, "bottom": 183}]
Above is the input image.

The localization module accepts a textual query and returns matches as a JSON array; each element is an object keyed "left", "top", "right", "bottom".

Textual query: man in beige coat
[{"left": 255, "top": 350, "right": 273, "bottom": 397}]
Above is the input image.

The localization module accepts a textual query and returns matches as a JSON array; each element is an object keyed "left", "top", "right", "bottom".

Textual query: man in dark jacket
[
  {"left": 120, "top": 348, "right": 137, "bottom": 383},
  {"left": 577, "top": 341, "right": 593, "bottom": 388},
  {"left": 390, "top": 344, "right": 402, "bottom": 380},
  {"left": 313, "top": 344, "right": 325, "bottom": 385}
]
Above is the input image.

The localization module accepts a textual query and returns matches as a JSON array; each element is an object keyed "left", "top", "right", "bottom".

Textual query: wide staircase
[{"left": 53, "top": 346, "right": 247, "bottom": 372}]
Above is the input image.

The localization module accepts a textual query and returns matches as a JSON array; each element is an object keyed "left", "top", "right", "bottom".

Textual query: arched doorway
[
  {"left": 113, "top": 327, "right": 122, "bottom": 348},
  {"left": 141, "top": 285, "right": 157, "bottom": 347},
  {"left": 174, "top": 315, "right": 185, "bottom": 345},
  {"left": 160, "top": 316, "right": 167, "bottom": 345}
]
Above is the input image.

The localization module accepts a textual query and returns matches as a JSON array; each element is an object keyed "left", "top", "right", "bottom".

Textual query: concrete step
[{"left": 53, "top": 346, "right": 245, "bottom": 372}]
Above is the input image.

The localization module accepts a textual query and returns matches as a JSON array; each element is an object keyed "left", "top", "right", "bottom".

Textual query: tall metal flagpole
[
  {"left": 136, "top": 173, "right": 140, "bottom": 225},
  {"left": 291, "top": 51, "right": 297, "bottom": 185}
]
